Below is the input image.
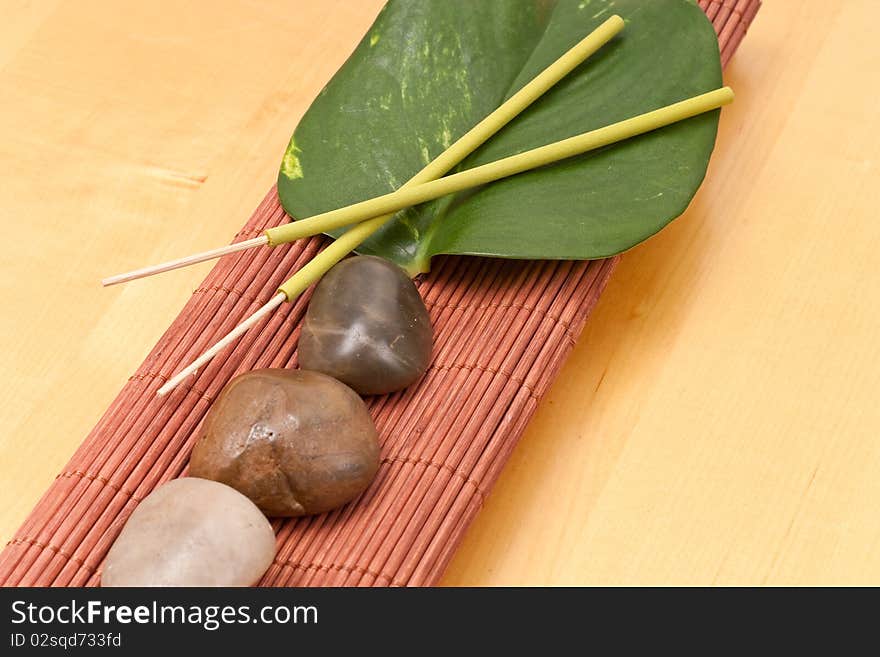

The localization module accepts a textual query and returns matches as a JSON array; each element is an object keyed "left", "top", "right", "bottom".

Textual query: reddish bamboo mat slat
[{"left": 0, "top": 1, "right": 759, "bottom": 587}]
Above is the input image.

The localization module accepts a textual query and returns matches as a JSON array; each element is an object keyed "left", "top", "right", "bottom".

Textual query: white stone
[{"left": 102, "top": 477, "right": 276, "bottom": 587}]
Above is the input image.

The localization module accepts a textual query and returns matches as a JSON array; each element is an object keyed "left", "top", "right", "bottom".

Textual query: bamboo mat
[{"left": 0, "top": 0, "right": 759, "bottom": 587}]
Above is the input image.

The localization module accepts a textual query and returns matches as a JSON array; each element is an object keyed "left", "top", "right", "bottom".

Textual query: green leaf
[{"left": 277, "top": 0, "right": 722, "bottom": 274}]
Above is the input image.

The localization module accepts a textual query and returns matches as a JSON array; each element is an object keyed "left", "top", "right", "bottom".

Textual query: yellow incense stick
[
  {"left": 274, "top": 86, "right": 734, "bottom": 298},
  {"left": 107, "top": 15, "right": 624, "bottom": 288}
]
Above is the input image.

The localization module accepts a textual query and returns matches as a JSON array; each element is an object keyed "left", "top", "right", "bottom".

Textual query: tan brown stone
[{"left": 190, "top": 369, "right": 380, "bottom": 516}]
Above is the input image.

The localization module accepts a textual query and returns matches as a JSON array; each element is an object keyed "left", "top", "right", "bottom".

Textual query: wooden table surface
[{"left": 2, "top": 0, "right": 878, "bottom": 585}]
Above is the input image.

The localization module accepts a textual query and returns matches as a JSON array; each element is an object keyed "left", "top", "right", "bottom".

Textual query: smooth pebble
[
  {"left": 101, "top": 477, "right": 276, "bottom": 587},
  {"left": 299, "top": 255, "right": 433, "bottom": 395},
  {"left": 190, "top": 369, "right": 380, "bottom": 516}
]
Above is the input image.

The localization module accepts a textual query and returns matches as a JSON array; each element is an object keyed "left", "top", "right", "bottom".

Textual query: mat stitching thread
[
  {"left": 192, "top": 285, "right": 261, "bottom": 305},
  {"left": 380, "top": 455, "right": 487, "bottom": 504},
  {"left": 58, "top": 470, "right": 142, "bottom": 503},
  {"left": 427, "top": 362, "right": 539, "bottom": 400},
  {"left": 126, "top": 372, "right": 214, "bottom": 403},
  {"left": 233, "top": 227, "right": 267, "bottom": 241},
  {"left": 425, "top": 299, "right": 574, "bottom": 334},
  {"left": 8, "top": 537, "right": 88, "bottom": 570},
  {"left": 272, "top": 557, "right": 391, "bottom": 583},
  {"left": 129, "top": 371, "right": 167, "bottom": 384}
]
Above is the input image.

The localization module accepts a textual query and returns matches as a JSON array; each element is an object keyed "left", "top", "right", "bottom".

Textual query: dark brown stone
[
  {"left": 189, "top": 369, "right": 380, "bottom": 517},
  {"left": 298, "top": 255, "right": 433, "bottom": 395}
]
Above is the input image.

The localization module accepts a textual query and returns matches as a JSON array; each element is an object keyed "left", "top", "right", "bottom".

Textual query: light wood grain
[{"left": 2, "top": 1, "right": 877, "bottom": 585}]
